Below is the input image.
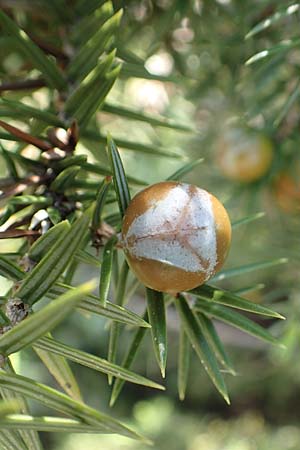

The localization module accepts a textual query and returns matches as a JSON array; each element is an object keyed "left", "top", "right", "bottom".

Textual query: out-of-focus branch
[{"left": 0, "top": 77, "right": 46, "bottom": 92}]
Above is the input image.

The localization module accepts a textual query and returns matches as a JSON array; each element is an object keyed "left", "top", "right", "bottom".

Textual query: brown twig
[
  {"left": 47, "top": 122, "right": 78, "bottom": 152},
  {"left": 67, "top": 120, "right": 79, "bottom": 149},
  {"left": 0, "top": 174, "right": 49, "bottom": 199},
  {"left": 0, "top": 229, "right": 40, "bottom": 239},
  {"left": 0, "top": 78, "right": 46, "bottom": 92},
  {"left": 0, "top": 119, "right": 52, "bottom": 151},
  {"left": 28, "top": 34, "right": 69, "bottom": 62}
]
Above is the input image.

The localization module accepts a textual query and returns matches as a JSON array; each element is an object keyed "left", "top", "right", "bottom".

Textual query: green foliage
[
  {"left": 99, "top": 235, "right": 118, "bottom": 306},
  {"left": 106, "top": 134, "right": 131, "bottom": 216},
  {"left": 191, "top": 284, "right": 284, "bottom": 318},
  {"left": 0, "top": 1, "right": 293, "bottom": 448},
  {"left": 177, "top": 326, "right": 190, "bottom": 401},
  {"left": 56, "top": 397, "right": 300, "bottom": 450},
  {"left": 194, "top": 301, "right": 280, "bottom": 346},
  {"left": 175, "top": 294, "right": 230, "bottom": 404},
  {"left": 34, "top": 336, "right": 164, "bottom": 391},
  {"left": 110, "top": 310, "right": 148, "bottom": 407},
  {"left": 33, "top": 333, "right": 82, "bottom": 401},
  {"left": 16, "top": 214, "right": 90, "bottom": 305},
  {"left": 0, "top": 371, "right": 144, "bottom": 440},
  {"left": 0, "top": 281, "right": 95, "bottom": 355},
  {"left": 0, "top": 10, "right": 66, "bottom": 90},
  {"left": 146, "top": 289, "right": 167, "bottom": 378}
]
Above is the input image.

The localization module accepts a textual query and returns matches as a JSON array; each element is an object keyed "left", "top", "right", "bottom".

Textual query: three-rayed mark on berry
[{"left": 124, "top": 184, "right": 217, "bottom": 274}]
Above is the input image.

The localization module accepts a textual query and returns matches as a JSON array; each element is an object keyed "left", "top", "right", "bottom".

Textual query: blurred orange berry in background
[
  {"left": 273, "top": 168, "right": 300, "bottom": 214},
  {"left": 216, "top": 127, "right": 274, "bottom": 183}
]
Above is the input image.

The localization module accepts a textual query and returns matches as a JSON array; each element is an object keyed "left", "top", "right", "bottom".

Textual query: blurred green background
[{"left": 1, "top": 0, "right": 300, "bottom": 449}]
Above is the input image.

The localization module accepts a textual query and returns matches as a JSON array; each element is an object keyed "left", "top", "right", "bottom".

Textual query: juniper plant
[{"left": 0, "top": 1, "right": 292, "bottom": 448}]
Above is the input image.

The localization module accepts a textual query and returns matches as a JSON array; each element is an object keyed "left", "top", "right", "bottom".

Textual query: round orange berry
[{"left": 121, "top": 181, "right": 231, "bottom": 294}]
